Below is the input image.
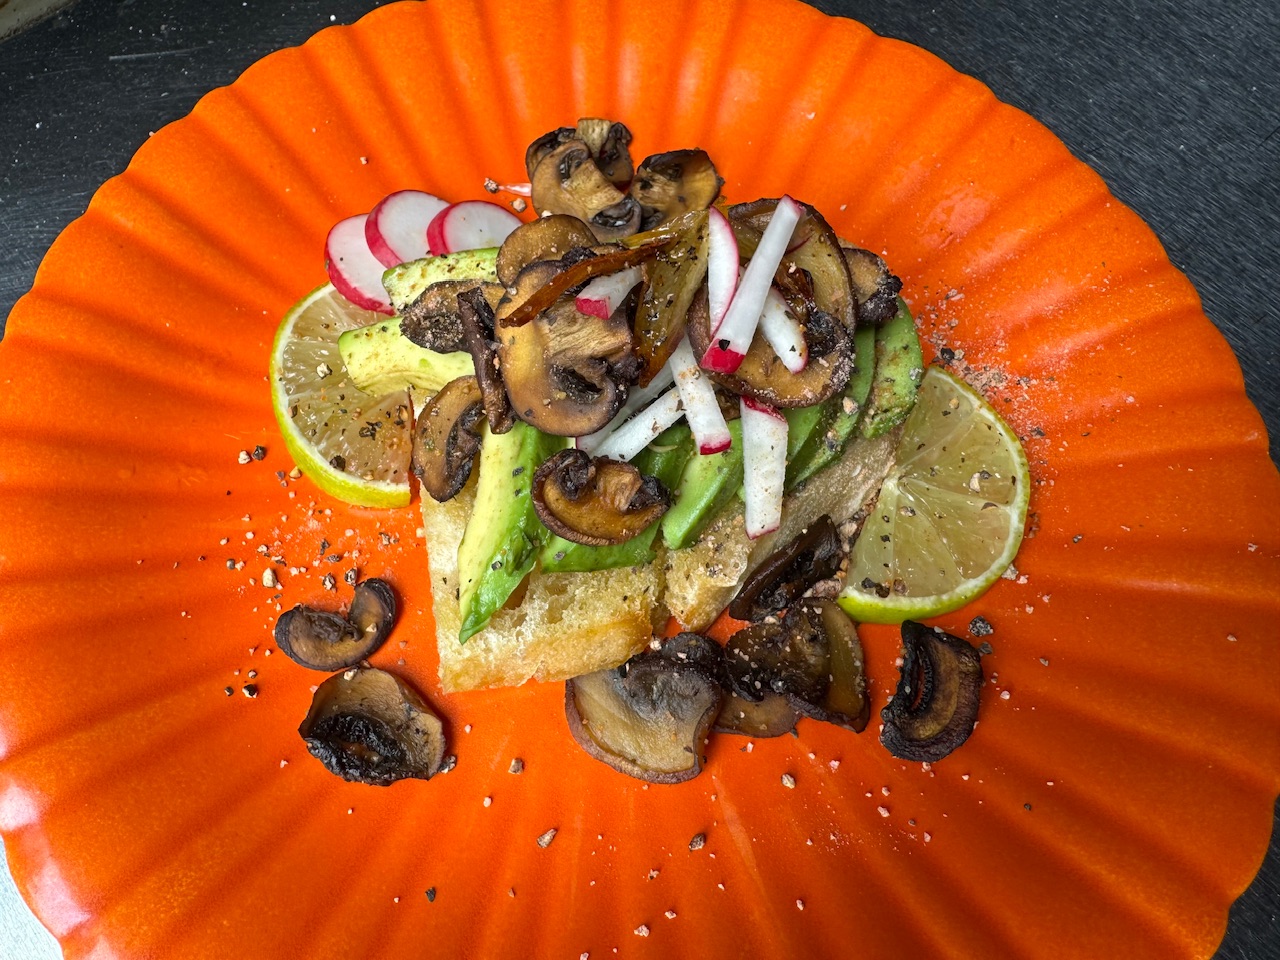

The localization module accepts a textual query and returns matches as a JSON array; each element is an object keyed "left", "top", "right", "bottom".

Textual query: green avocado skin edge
[{"left": 456, "top": 422, "right": 565, "bottom": 643}]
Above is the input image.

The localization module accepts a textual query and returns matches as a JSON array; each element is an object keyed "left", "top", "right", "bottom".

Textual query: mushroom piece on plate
[{"left": 299, "top": 666, "right": 446, "bottom": 785}]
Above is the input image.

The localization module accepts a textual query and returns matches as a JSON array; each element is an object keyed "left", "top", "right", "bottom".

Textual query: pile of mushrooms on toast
[{"left": 406, "top": 118, "right": 903, "bottom": 549}]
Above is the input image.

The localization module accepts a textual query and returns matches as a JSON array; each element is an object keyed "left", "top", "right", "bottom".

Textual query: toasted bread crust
[
  {"left": 423, "top": 483, "right": 663, "bottom": 693},
  {"left": 425, "top": 429, "right": 897, "bottom": 692}
]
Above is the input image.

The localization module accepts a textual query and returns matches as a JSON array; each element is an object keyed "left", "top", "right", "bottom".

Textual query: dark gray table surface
[{"left": 1, "top": 1, "right": 1276, "bottom": 957}]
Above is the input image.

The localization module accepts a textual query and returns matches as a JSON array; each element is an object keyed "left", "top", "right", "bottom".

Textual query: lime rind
[
  {"left": 839, "top": 366, "right": 1031, "bottom": 624},
  {"left": 269, "top": 284, "right": 414, "bottom": 509}
]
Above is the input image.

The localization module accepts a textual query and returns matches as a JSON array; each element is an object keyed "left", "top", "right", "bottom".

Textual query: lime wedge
[
  {"left": 269, "top": 284, "right": 414, "bottom": 508},
  {"left": 839, "top": 366, "right": 1030, "bottom": 624}
]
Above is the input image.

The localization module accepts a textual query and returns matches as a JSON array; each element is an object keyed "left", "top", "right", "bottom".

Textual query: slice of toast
[
  {"left": 423, "top": 481, "right": 666, "bottom": 693},
  {"left": 424, "top": 428, "right": 897, "bottom": 692}
]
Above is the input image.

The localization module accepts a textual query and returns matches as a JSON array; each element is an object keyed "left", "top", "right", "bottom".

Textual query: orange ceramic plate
[{"left": 1, "top": 1, "right": 1278, "bottom": 958}]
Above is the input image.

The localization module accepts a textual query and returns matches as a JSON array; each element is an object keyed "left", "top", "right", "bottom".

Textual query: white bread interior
[{"left": 423, "top": 481, "right": 665, "bottom": 693}]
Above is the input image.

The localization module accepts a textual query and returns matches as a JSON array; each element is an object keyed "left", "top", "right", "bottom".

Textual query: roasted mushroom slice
[
  {"left": 274, "top": 578, "right": 397, "bottom": 671},
  {"left": 565, "top": 638, "right": 724, "bottom": 783},
  {"left": 574, "top": 117, "right": 634, "bottom": 186},
  {"left": 529, "top": 137, "right": 641, "bottom": 242},
  {"left": 686, "top": 285, "right": 852, "bottom": 407},
  {"left": 494, "top": 214, "right": 599, "bottom": 287},
  {"left": 880, "top": 620, "right": 984, "bottom": 762},
  {"left": 532, "top": 448, "right": 670, "bottom": 545},
  {"left": 499, "top": 298, "right": 635, "bottom": 437},
  {"left": 400, "top": 280, "right": 503, "bottom": 354},
  {"left": 714, "top": 691, "right": 799, "bottom": 738},
  {"left": 790, "top": 601, "right": 870, "bottom": 732},
  {"left": 299, "top": 666, "right": 445, "bottom": 785},
  {"left": 730, "top": 198, "right": 858, "bottom": 331},
  {"left": 723, "top": 606, "right": 828, "bottom": 705},
  {"left": 629, "top": 149, "right": 724, "bottom": 231},
  {"left": 456, "top": 287, "right": 514, "bottom": 434},
  {"left": 729, "top": 515, "right": 844, "bottom": 621},
  {"left": 840, "top": 241, "right": 903, "bottom": 327},
  {"left": 412, "top": 375, "right": 485, "bottom": 502}
]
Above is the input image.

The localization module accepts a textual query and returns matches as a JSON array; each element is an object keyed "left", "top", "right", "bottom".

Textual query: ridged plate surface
[{"left": 2, "top": 1, "right": 1278, "bottom": 958}]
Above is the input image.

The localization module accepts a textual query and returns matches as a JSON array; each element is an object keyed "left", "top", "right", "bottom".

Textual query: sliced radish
[
  {"left": 365, "top": 190, "right": 450, "bottom": 268},
  {"left": 426, "top": 200, "right": 522, "bottom": 255},
  {"left": 325, "top": 214, "right": 394, "bottom": 314},
  {"left": 497, "top": 181, "right": 532, "bottom": 196},
  {"left": 671, "top": 336, "right": 732, "bottom": 455},
  {"left": 592, "top": 387, "right": 684, "bottom": 462},
  {"left": 576, "top": 365, "right": 676, "bottom": 454},
  {"left": 706, "top": 206, "right": 739, "bottom": 335},
  {"left": 740, "top": 396, "right": 788, "bottom": 539},
  {"left": 700, "top": 195, "right": 803, "bottom": 373},
  {"left": 576, "top": 266, "right": 644, "bottom": 319},
  {"left": 760, "top": 287, "right": 808, "bottom": 374}
]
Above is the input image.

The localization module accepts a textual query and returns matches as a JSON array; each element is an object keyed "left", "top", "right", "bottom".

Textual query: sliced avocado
[
  {"left": 661, "top": 418, "right": 745, "bottom": 550},
  {"left": 456, "top": 422, "right": 566, "bottom": 643},
  {"left": 859, "top": 297, "right": 925, "bottom": 439},
  {"left": 338, "top": 250, "right": 498, "bottom": 396},
  {"left": 787, "top": 297, "right": 921, "bottom": 486},
  {"left": 337, "top": 320, "right": 473, "bottom": 396},
  {"left": 382, "top": 249, "right": 499, "bottom": 314},
  {"left": 540, "top": 424, "right": 695, "bottom": 573},
  {"left": 786, "top": 321, "right": 877, "bottom": 489}
]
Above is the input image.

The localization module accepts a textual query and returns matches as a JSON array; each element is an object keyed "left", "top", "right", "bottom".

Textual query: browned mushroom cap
[
  {"left": 526, "top": 119, "right": 635, "bottom": 188},
  {"left": 412, "top": 375, "right": 485, "bottom": 502},
  {"left": 456, "top": 287, "right": 514, "bottom": 434},
  {"left": 729, "top": 515, "right": 844, "bottom": 621},
  {"left": 714, "top": 690, "right": 799, "bottom": 738},
  {"left": 564, "top": 636, "right": 724, "bottom": 783},
  {"left": 499, "top": 297, "right": 636, "bottom": 437},
  {"left": 529, "top": 138, "right": 642, "bottom": 242},
  {"left": 400, "top": 281, "right": 504, "bottom": 354},
  {"left": 494, "top": 214, "right": 598, "bottom": 287},
  {"left": 525, "top": 126, "right": 577, "bottom": 179},
  {"left": 574, "top": 117, "right": 634, "bottom": 186},
  {"left": 532, "top": 448, "right": 670, "bottom": 545},
  {"left": 274, "top": 578, "right": 397, "bottom": 671},
  {"left": 840, "top": 241, "right": 903, "bottom": 327},
  {"left": 789, "top": 601, "right": 869, "bottom": 732},
  {"left": 629, "top": 149, "right": 724, "bottom": 231},
  {"left": 731, "top": 198, "right": 858, "bottom": 331},
  {"left": 686, "top": 285, "right": 852, "bottom": 407},
  {"left": 880, "top": 620, "right": 984, "bottom": 762},
  {"left": 299, "top": 666, "right": 445, "bottom": 785},
  {"left": 723, "top": 606, "right": 828, "bottom": 705}
]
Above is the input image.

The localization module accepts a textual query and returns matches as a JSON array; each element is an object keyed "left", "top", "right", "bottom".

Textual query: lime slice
[
  {"left": 839, "top": 366, "right": 1030, "bottom": 624},
  {"left": 269, "top": 284, "right": 415, "bottom": 508}
]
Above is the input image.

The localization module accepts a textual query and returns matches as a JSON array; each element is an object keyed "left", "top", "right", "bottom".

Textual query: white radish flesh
[
  {"left": 591, "top": 387, "right": 684, "bottom": 462},
  {"left": 700, "top": 195, "right": 803, "bottom": 373},
  {"left": 671, "top": 336, "right": 732, "bottom": 455},
  {"left": 575, "top": 266, "right": 644, "bottom": 319},
  {"left": 577, "top": 365, "right": 676, "bottom": 454},
  {"left": 427, "top": 201, "right": 522, "bottom": 255},
  {"left": 325, "top": 214, "right": 394, "bottom": 315},
  {"left": 760, "top": 287, "right": 808, "bottom": 373},
  {"left": 706, "top": 206, "right": 739, "bottom": 334},
  {"left": 365, "top": 190, "right": 450, "bottom": 268},
  {"left": 740, "top": 396, "right": 788, "bottom": 538}
]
